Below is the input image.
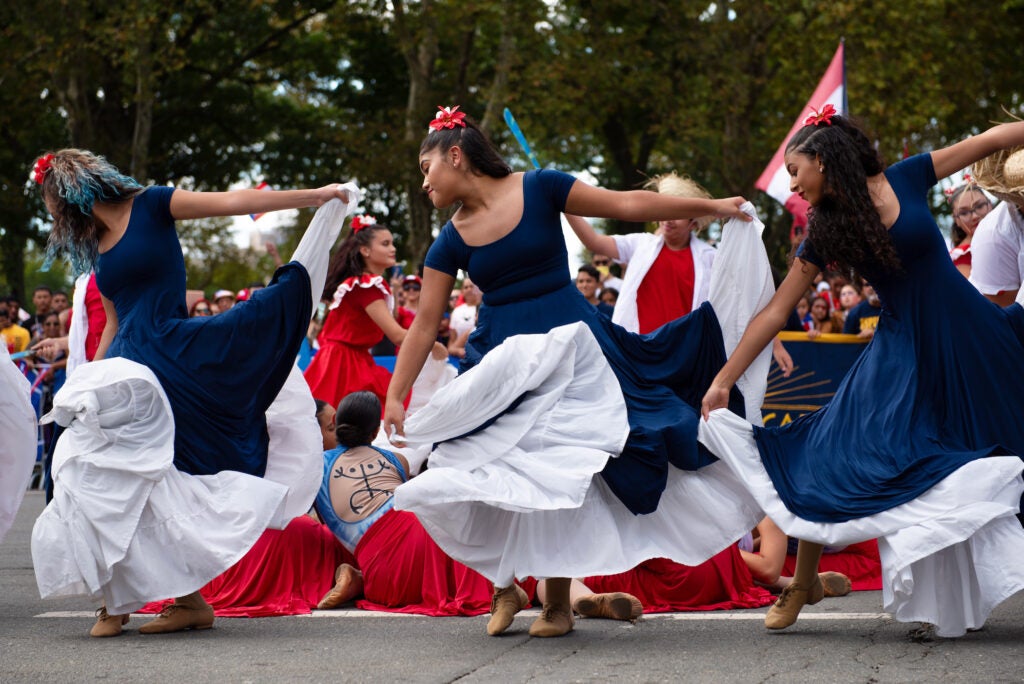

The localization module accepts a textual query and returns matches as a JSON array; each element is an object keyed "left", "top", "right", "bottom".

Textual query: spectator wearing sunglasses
[{"left": 189, "top": 299, "right": 213, "bottom": 318}]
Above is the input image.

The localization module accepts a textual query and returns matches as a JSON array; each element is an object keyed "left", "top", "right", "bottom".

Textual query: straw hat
[
  {"left": 643, "top": 172, "right": 714, "bottom": 230},
  {"left": 973, "top": 145, "right": 1024, "bottom": 208}
]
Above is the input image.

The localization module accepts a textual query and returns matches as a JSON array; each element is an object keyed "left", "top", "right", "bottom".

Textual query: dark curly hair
[
  {"left": 334, "top": 391, "right": 381, "bottom": 448},
  {"left": 786, "top": 116, "right": 902, "bottom": 279},
  {"left": 322, "top": 223, "right": 393, "bottom": 301},
  {"left": 419, "top": 115, "right": 511, "bottom": 179}
]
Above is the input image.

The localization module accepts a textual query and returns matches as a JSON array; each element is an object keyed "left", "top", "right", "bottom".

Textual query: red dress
[
  {"left": 304, "top": 275, "right": 395, "bottom": 408},
  {"left": 354, "top": 509, "right": 511, "bottom": 616},
  {"left": 140, "top": 516, "right": 355, "bottom": 617},
  {"left": 583, "top": 546, "right": 774, "bottom": 613}
]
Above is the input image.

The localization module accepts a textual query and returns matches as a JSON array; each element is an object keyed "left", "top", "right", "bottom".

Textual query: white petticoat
[
  {"left": 0, "top": 346, "right": 37, "bottom": 543},
  {"left": 31, "top": 360, "right": 322, "bottom": 615},
  {"left": 700, "top": 409, "right": 1024, "bottom": 637},
  {"left": 393, "top": 207, "right": 775, "bottom": 587}
]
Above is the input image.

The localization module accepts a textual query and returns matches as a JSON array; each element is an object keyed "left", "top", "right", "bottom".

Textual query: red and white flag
[
  {"left": 250, "top": 181, "right": 272, "bottom": 221},
  {"left": 756, "top": 42, "right": 846, "bottom": 226}
]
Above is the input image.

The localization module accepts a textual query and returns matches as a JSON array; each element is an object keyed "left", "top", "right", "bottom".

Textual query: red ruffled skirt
[
  {"left": 782, "top": 539, "right": 882, "bottom": 591},
  {"left": 303, "top": 341, "right": 393, "bottom": 408},
  {"left": 583, "top": 546, "right": 774, "bottom": 613},
  {"left": 354, "top": 510, "right": 511, "bottom": 616},
  {"left": 141, "top": 516, "right": 354, "bottom": 617}
]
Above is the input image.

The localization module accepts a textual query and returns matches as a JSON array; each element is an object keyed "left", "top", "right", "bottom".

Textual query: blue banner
[{"left": 761, "top": 332, "right": 868, "bottom": 427}]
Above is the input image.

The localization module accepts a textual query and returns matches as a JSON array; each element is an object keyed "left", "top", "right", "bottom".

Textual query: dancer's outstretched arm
[
  {"left": 384, "top": 267, "right": 456, "bottom": 438},
  {"left": 169, "top": 184, "right": 351, "bottom": 220},
  {"left": 702, "top": 258, "right": 819, "bottom": 418},
  {"left": 931, "top": 121, "right": 1024, "bottom": 180},
  {"left": 564, "top": 181, "right": 751, "bottom": 224},
  {"left": 565, "top": 215, "right": 620, "bottom": 260}
]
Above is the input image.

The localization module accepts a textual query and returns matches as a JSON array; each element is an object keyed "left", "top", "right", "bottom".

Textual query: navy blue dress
[
  {"left": 424, "top": 170, "right": 744, "bottom": 515},
  {"left": 96, "top": 186, "right": 312, "bottom": 477},
  {"left": 754, "top": 154, "right": 1024, "bottom": 522}
]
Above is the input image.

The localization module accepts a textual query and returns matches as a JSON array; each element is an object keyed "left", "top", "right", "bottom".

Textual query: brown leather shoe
[
  {"left": 819, "top": 571, "right": 852, "bottom": 597},
  {"left": 317, "top": 563, "right": 364, "bottom": 609},
  {"left": 573, "top": 592, "right": 643, "bottom": 621},
  {"left": 528, "top": 605, "right": 574, "bottom": 637},
  {"left": 486, "top": 584, "right": 530, "bottom": 635},
  {"left": 90, "top": 607, "right": 129, "bottom": 638},
  {"left": 139, "top": 598, "right": 214, "bottom": 634},
  {"left": 765, "top": 577, "right": 824, "bottom": 630}
]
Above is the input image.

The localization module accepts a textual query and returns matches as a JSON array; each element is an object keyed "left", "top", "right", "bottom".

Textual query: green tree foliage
[{"left": 2, "top": 0, "right": 1022, "bottom": 297}]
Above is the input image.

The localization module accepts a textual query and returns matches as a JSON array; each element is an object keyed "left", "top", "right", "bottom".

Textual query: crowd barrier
[{"left": 761, "top": 331, "right": 869, "bottom": 427}]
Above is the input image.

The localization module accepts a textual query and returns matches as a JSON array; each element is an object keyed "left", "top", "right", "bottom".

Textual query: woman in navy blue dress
[
  {"left": 382, "top": 108, "right": 772, "bottom": 638},
  {"left": 31, "top": 149, "right": 355, "bottom": 637},
  {"left": 701, "top": 112, "right": 1024, "bottom": 637}
]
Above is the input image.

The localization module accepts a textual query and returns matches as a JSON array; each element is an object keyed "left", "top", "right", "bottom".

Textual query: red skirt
[
  {"left": 303, "top": 341, "right": 393, "bottom": 408},
  {"left": 782, "top": 539, "right": 882, "bottom": 591},
  {"left": 141, "top": 516, "right": 355, "bottom": 617},
  {"left": 354, "top": 510, "right": 500, "bottom": 616},
  {"left": 583, "top": 546, "right": 775, "bottom": 613}
]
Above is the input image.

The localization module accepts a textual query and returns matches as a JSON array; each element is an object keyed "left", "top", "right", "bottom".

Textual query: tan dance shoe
[
  {"left": 819, "top": 571, "right": 852, "bottom": 597},
  {"left": 317, "top": 563, "right": 364, "bottom": 610},
  {"left": 765, "top": 576, "right": 825, "bottom": 630},
  {"left": 529, "top": 604, "right": 575, "bottom": 638},
  {"left": 139, "top": 593, "right": 214, "bottom": 634},
  {"left": 90, "top": 607, "right": 129, "bottom": 638},
  {"left": 486, "top": 584, "right": 530, "bottom": 635},
  {"left": 572, "top": 592, "right": 643, "bottom": 621}
]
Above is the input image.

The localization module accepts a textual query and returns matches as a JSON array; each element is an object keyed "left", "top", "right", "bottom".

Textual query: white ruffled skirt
[
  {"left": 30, "top": 194, "right": 360, "bottom": 616},
  {"left": 393, "top": 206, "right": 775, "bottom": 588},
  {"left": 0, "top": 346, "right": 37, "bottom": 543},
  {"left": 700, "top": 409, "right": 1024, "bottom": 637},
  {"left": 31, "top": 361, "right": 323, "bottom": 615}
]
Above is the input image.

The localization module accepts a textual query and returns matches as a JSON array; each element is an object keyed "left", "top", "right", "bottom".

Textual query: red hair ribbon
[
  {"left": 804, "top": 104, "right": 837, "bottom": 127},
  {"left": 31, "top": 154, "right": 54, "bottom": 184},
  {"left": 429, "top": 105, "right": 467, "bottom": 132},
  {"left": 351, "top": 214, "right": 377, "bottom": 232}
]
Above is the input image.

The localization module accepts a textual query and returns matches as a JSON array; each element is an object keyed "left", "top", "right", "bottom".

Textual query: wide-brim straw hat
[
  {"left": 643, "top": 172, "right": 714, "bottom": 231},
  {"left": 973, "top": 144, "right": 1024, "bottom": 208}
]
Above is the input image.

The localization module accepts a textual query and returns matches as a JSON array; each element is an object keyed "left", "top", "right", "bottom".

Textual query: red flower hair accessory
[
  {"left": 351, "top": 214, "right": 377, "bottom": 232},
  {"left": 429, "top": 105, "right": 467, "bottom": 132},
  {"left": 30, "top": 154, "right": 55, "bottom": 184},
  {"left": 804, "top": 104, "right": 837, "bottom": 127}
]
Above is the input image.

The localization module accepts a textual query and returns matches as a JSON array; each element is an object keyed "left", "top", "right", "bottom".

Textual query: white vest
[{"left": 610, "top": 233, "right": 716, "bottom": 333}]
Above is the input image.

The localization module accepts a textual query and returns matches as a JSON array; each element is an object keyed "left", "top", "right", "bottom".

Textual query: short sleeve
[
  {"left": 534, "top": 169, "right": 577, "bottom": 213},
  {"left": 146, "top": 186, "right": 176, "bottom": 225},
  {"left": 887, "top": 154, "right": 938, "bottom": 198},
  {"left": 795, "top": 239, "right": 824, "bottom": 269},
  {"left": 841, "top": 307, "right": 859, "bottom": 334},
  {"left": 347, "top": 282, "right": 388, "bottom": 309},
  {"left": 969, "top": 203, "right": 1024, "bottom": 294},
  {"left": 424, "top": 222, "right": 470, "bottom": 277},
  {"left": 612, "top": 233, "right": 652, "bottom": 264}
]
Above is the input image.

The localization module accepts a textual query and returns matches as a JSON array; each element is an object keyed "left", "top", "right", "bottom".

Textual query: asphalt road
[{"left": 3, "top": 491, "right": 1022, "bottom": 683}]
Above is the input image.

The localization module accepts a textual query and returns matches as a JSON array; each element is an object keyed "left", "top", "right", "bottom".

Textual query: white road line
[{"left": 35, "top": 610, "right": 892, "bottom": 621}]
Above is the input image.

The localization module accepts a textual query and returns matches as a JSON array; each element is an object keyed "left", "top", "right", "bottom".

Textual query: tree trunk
[{"left": 395, "top": 0, "right": 440, "bottom": 269}]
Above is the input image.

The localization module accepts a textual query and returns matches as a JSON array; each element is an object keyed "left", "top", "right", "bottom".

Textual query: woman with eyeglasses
[{"left": 947, "top": 180, "right": 993, "bottom": 278}]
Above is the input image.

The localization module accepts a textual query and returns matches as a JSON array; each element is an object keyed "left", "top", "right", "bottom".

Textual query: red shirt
[{"left": 636, "top": 245, "right": 695, "bottom": 334}]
